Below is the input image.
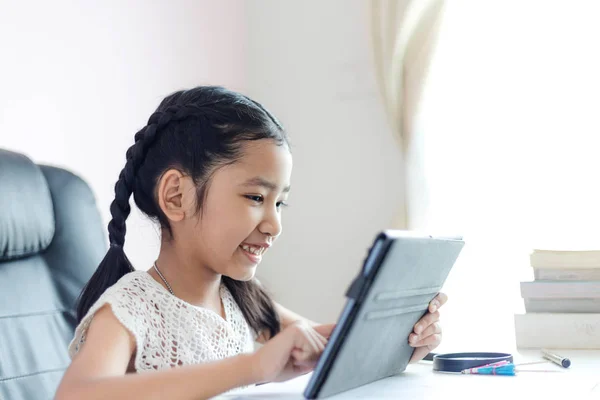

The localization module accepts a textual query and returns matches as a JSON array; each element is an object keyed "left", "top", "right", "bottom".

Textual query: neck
[{"left": 151, "top": 242, "right": 223, "bottom": 316}]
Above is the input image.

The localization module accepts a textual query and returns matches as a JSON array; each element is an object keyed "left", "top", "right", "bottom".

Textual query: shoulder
[
  {"left": 68, "top": 271, "right": 161, "bottom": 358},
  {"left": 89, "top": 271, "right": 160, "bottom": 316},
  {"left": 113, "top": 269, "right": 156, "bottom": 292},
  {"left": 71, "top": 303, "right": 137, "bottom": 364}
]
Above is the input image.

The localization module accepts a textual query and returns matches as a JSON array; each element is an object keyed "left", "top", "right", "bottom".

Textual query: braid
[
  {"left": 76, "top": 104, "right": 209, "bottom": 322},
  {"left": 106, "top": 105, "right": 205, "bottom": 247}
]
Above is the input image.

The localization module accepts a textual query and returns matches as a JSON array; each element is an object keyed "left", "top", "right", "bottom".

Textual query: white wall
[
  {"left": 0, "top": 0, "right": 247, "bottom": 270},
  {"left": 245, "top": 0, "right": 404, "bottom": 324},
  {"left": 0, "top": 0, "right": 403, "bottom": 326}
]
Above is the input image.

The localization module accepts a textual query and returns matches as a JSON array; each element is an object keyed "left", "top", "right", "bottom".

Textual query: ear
[{"left": 156, "top": 169, "right": 195, "bottom": 222}]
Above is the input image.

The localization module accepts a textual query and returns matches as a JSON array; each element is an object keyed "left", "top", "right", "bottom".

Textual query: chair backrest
[{"left": 0, "top": 148, "right": 105, "bottom": 400}]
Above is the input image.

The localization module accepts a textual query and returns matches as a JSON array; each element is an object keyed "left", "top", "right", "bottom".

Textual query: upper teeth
[{"left": 241, "top": 244, "right": 264, "bottom": 256}]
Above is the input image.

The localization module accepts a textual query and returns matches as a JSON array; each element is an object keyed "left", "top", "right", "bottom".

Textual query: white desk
[{"left": 217, "top": 350, "right": 600, "bottom": 399}]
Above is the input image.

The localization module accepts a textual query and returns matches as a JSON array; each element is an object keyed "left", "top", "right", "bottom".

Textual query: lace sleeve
[{"left": 68, "top": 280, "right": 148, "bottom": 360}]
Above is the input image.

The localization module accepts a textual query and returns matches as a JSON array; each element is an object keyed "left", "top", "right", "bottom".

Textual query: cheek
[{"left": 200, "top": 204, "right": 253, "bottom": 254}]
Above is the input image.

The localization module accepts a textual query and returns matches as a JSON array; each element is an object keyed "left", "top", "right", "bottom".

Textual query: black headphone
[{"left": 425, "top": 352, "right": 514, "bottom": 373}]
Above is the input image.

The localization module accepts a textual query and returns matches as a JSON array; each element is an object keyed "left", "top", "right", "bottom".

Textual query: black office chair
[{"left": 0, "top": 148, "right": 105, "bottom": 399}]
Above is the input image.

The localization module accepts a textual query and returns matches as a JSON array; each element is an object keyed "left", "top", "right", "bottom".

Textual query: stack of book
[{"left": 514, "top": 248, "right": 600, "bottom": 349}]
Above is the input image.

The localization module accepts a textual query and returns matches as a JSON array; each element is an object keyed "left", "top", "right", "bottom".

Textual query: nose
[{"left": 259, "top": 205, "right": 282, "bottom": 239}]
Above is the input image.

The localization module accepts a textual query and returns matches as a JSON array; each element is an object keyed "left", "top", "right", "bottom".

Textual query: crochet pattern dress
[{"left": 69, "top": 271, "right": 256, "bottom": 373}]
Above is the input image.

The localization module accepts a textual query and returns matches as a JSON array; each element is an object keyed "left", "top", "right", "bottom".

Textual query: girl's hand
[
  {"left": 408, "top": 293, "right": 448, "bottom": 363},
  {"left": 251, "top": 321, "right": 329, "bottom": 383},
  {"left": 273, "top": 323, "right": 336, "bottom": 382}
]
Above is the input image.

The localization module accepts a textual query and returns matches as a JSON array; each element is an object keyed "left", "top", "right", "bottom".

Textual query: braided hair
[{"left": 76, "top": 87, "right": 288, "bottom": 340}]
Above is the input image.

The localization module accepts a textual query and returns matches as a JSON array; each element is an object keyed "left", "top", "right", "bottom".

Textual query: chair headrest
[{"left": 0, "top": 149, "right": 55, "bottom": 260}]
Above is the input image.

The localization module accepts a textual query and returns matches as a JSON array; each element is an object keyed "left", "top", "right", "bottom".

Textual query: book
[
  {"left": 514, "top": 313, "right": 600, "bottom": 349},
  {"left": 524, "top": 298, "right": 600, "bottom": 313},
  {"left": 520, "top": 281, "right": 600, "bottom": 299},
  {"left": 534, "top": 268, "right": 600, "bottom": 281},
  {"left": 530, "top": 249, "right": 600, "bottom": 269}
]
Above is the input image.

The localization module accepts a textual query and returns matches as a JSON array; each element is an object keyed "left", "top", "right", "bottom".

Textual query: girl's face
[{"left": 184, "top": 139, "right": 292, "bottom": 280}]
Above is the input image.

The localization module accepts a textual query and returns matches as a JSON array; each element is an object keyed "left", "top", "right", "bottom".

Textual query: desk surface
[{"left": 217, "top": 350, "right": 600, "bottom": 399}]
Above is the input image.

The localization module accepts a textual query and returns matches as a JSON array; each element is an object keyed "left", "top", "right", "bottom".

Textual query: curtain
[{"left": 370, "top": 0, "right": 446, "bottom": 229}]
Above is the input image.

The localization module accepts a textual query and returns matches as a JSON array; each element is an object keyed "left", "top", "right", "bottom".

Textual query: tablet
[{"left": 304, "top": 230, "right": 464, "bottom": 399}]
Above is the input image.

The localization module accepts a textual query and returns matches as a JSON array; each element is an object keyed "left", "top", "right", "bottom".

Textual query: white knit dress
[{"left": 69, "top": 271, "right": 256, "bottom": 373}]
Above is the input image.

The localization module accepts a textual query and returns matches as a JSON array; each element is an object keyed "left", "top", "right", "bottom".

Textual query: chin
[{"left": 226, "top": 267, "right": 256, "bottom": 282}]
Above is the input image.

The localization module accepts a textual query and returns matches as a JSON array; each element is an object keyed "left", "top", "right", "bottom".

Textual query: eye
[
  {"left": 276, "top": 201, "right": 289, "bottom": 209},
  {"left": 245, "top": 195, "right": 264, "bottom": 203}
]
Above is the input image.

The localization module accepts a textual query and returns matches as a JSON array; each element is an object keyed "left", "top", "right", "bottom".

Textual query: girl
[{"left": 55, "top": 86, "right": 447, "bottom": 400}]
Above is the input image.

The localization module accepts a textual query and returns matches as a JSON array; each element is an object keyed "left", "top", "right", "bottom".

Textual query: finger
[
  {"left": 409, "top": 322, "right": 441, "bottom": 346},
  {"left": 292, "top": 338, "right": 321, "bottom": 364},
  {"left": 429, "top": 293, "right": 448, "bottom": 313},
  {"left": 299, "top": 325, "right": 322, "bottom": 355},
  {"left": 409, "top": 346, "right": 431, "bottom": 364},
  {"left": 292, "top": 347, "right": 320, "bottom": 364},
  {"left": 309, "top": 328, "right": 328, "bottom": 348},
  {"left": 411, "top": 333, "right": 442, "bottom": 348},
  {"left": 293, "top": 358, "right": 318, "bottom": 368},
  {"left": 313, "top": 323, "right": 336, "bottom": 338},
  {"left": 306, "top": 327, "right": 326, "bottom": 352},
  {"left": 290, "top": 323, "right": 321, "bottom": 361},
  {"left": 292, "top": 348, "right": 312, "bottom": 362},
  {"left": 413, "top": 311, "right": 440, "bottom": 334}
]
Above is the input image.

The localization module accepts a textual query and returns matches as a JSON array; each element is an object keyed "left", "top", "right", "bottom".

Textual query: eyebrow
[{"left": 241, "top": 176, "right": 291, "bottom": 193}]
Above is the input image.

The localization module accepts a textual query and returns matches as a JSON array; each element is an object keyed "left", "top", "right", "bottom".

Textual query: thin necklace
[{"left": 153, "top": 261, "right": 174, "bottom": 295}]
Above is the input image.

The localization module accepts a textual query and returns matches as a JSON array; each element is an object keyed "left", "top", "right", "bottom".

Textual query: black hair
[{"left": 76, "top": 86, "right": 288, "bottom": 339}]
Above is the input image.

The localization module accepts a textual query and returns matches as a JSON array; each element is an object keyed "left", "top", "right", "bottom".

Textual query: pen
[
  {"left": 541, "top": 349, "right": 571, "bottom": 368},
  {"left": 462, "top": 363, "right": 516, "bottom": 376},
  {"left": 461, "top": 362, "right": 561, "bottom": 376}
]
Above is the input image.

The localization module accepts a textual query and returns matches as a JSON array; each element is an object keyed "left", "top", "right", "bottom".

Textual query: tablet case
[{"left": 304, "top": 230, "right": 464, "bottom": 399}]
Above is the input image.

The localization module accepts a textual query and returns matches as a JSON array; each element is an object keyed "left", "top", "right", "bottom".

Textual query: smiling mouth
[{"left": 239, "top": 244, "right": 267, "bottom": 256}]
